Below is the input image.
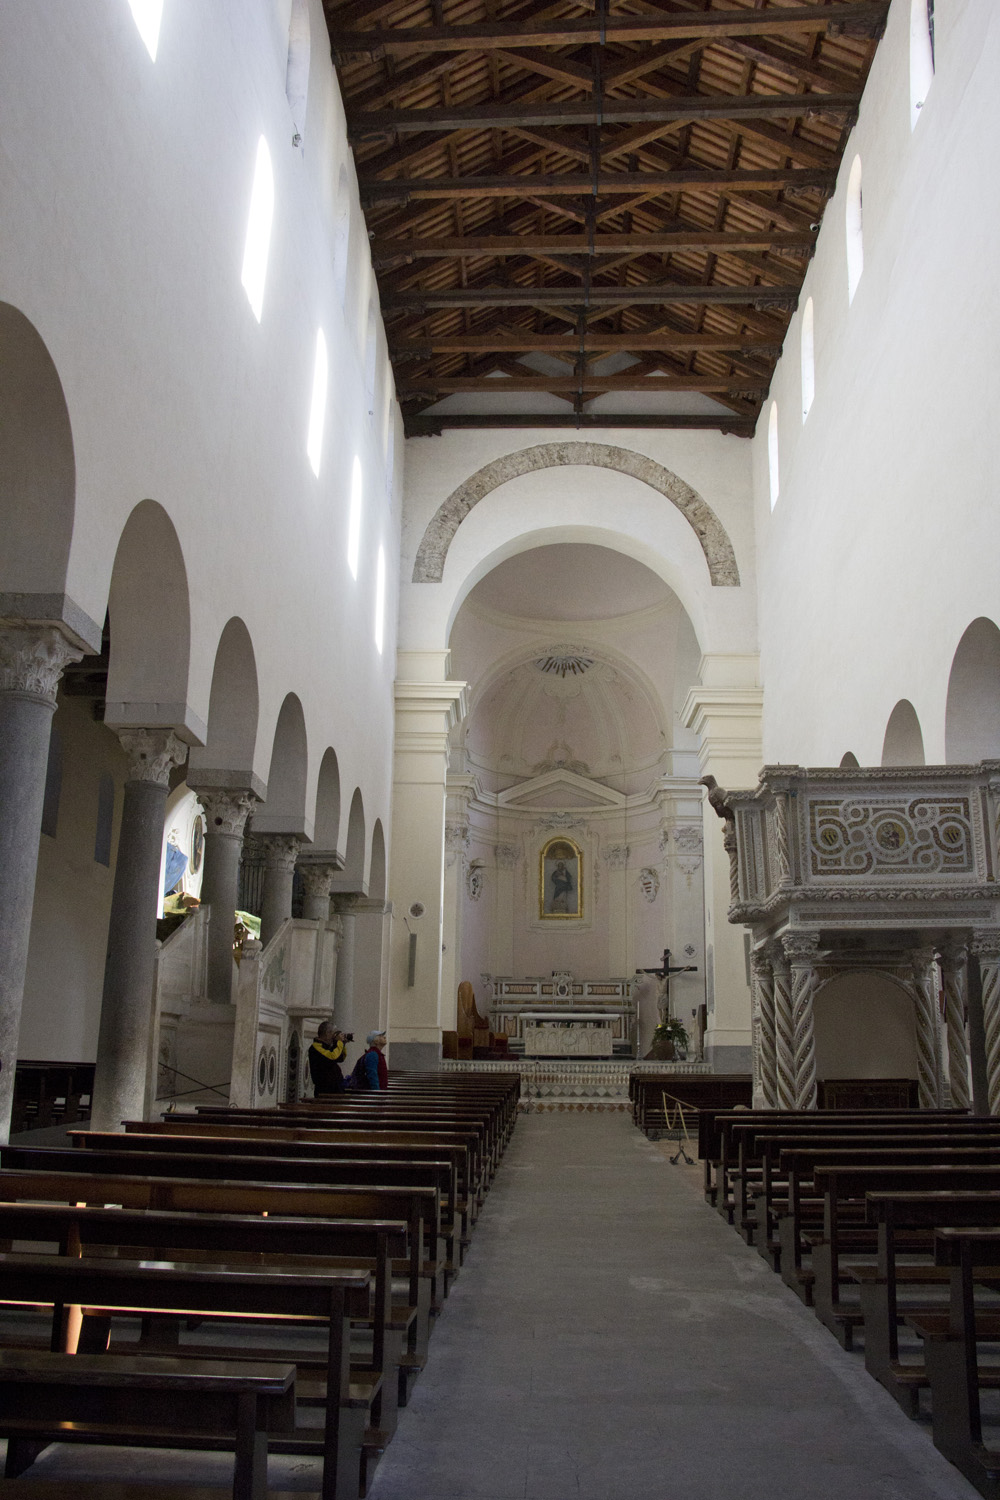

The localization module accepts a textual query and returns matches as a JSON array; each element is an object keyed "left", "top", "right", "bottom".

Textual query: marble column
[
  {"left": 971, "top": 931, "right": 1000, "bottom": 1115},
  {"left": 604, "top": 843, "right": 631, "bottom": 978},
  {"left": 939, "top": 939, "right": 971, "bottom": 1111},
  {"left": 299, "top": 862, "right": 339, "bottom": 922},
  {"left": 0, "top": 625, "right": 84, "bottom": 1142},
  {"left": 750, "top": 947, "right": 778, "bottom": 1108},
  {"left": 910, "top": 945, "right": 943, "bottom": 1109},
  {"left": 193, "top": 788, "right": 255, "bottom": 1004},
  {"left": 258, "top": 834, "right": 301, "bottom": 948},
  {"left": 441, "top": 820, "right": 470, "bottom": 1022},
  {"left": 491, "top": 843, "right": 520, "bottom": 980},
  {"left": 782, "top": 931, "right": 820, "bottom": 1111},
  {"left": 770, "top": 944, "right": 796, "bottom": 1111},
  {"left": 332, "top": 894, "right": 359, "bottom": 1035},
  {"left": 91, "top": 727, "right": 188, "bottom": 1131}
]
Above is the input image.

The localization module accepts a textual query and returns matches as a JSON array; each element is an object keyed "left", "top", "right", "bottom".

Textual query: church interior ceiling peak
[{"left": 323, "top": 0, "right": 886, "bottom": 435}]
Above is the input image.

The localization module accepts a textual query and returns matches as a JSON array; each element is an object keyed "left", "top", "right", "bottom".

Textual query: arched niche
[
  {"left": 254, "top": 693, "right": 310, "bottom": 837},
  {"left": 0, "top": 302, "right": 76, "bottom": 599},
  {"left": 881, "top": 699, "right": 925, "bottom": 767},
  {"left": 840, "top": 751, "right": 860, "bottom": 768},
  {"left": 813, "top": 972, "right": 918, "bottom": 1082},
  {"left": 313, "top": 748, "right": 342, "bottom": 851},
  {"left": 368, "top": 819, "right": 387, "bottom": 902},
  {"left": 188, "top": 617, "right": 260, "bottom": 784},
  {"left": 104, "top": 500, "right": 193, "bottom": 730},
  {"left": 336, "top": 788, "right": 366, "bottom": 893},
  {"left": 412, "top": 442, "right": 740, "bottom": 589},
  {"left": 946, "top": 618, "right": 1000, "bottom": 763}
]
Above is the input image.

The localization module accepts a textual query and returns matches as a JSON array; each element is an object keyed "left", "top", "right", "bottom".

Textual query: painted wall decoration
[
  {"left": 639, "top": 867, "right": 660, "bottom": 903},
  {"left": 539, "top": 836, "right": 583, "bottom": 919}
]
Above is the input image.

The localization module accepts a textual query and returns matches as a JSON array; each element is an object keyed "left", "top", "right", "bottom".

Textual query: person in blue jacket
[{"left": 354, "top": 1030, "right": 388, "bottom": 1090}]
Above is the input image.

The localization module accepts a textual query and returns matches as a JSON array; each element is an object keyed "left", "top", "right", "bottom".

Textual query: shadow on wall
[{"left": 813, "top": 972, "right": 918, "bottom": 1082}]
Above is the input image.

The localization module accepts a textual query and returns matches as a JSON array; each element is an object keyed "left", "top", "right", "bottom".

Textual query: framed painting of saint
[{"left": 539, "top": 837, "right": 583, "bottom": 919}]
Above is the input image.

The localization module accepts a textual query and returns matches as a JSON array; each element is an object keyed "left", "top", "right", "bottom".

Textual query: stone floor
[{"left": 13, "top": 1111, "right": 983, "bottom": 1499}]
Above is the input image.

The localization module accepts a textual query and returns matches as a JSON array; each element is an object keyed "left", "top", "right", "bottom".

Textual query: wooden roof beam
[
  {"left": 372, "top": 229, "right": 816, "bottom": 258},
  {"left": 391, "top": 331, "right": 782, "bottom": 354},
  {"left": 359, "top": 166, "right": 836, "bottom": 205},
  {"left": 397, "top": 374, "right": 769, "bottom": 395},
  {"left": 404, "top": 412, "right": 758, "bottom": 434},
  {"left": 383, "top": 284, "right": 798, "bottom": 310},
  {"left": 331, "top": 3, "right": 888, "bottom": 59}
]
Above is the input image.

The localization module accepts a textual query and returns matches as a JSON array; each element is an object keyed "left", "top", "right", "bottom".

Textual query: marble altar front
[{"left": 487, "top": 972, "right": 636, "bottom": 1056}]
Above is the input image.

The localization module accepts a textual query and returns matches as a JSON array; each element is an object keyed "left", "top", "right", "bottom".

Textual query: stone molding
[
  {"left": 603, "top": 843, "right": 630, "bottom": 869},
  {"left": 196, "top": 788, "right": 256, "bottom": 839},
  {"left": 495, "top": 843, "right": 520, "bottom": 869},
  {"left": 116, "top": 727, "right": 188, "bottom": 786},
  {"left": 0, "top": 624, "right": 84, "bottom": 707},
  {"left": 411, "top": 441, "right": 741, "bottom": 587}
]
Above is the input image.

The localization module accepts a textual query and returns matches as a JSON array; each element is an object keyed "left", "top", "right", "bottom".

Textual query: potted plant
[{"left": 646, "top": 1016, "right": 690, "bottom": 1061}]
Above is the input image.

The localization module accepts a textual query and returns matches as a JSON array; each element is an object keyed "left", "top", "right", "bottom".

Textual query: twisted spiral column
[
  {"left": 771, "top": 945, "right": 796, "bottom": 1111},
  {"left": 972, "top": 933, "right": 1000, "bottom": 1116},
  {"left": 750, "top": 947, "right": 777, "bottom": 1108},
  {"left": 910, "top": 946, "right": 942, "bottom": 1109},
  {"left": 939, "top": 940, "right": 971, "bottom": 1111},
  {"left": 783, "top": 931, "right": 821, "bottom": 1111}
]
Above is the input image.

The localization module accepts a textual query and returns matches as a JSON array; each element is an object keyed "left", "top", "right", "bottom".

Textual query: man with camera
[{"left": 308, "top": 1019, "right": 352, "bottom": 1095}]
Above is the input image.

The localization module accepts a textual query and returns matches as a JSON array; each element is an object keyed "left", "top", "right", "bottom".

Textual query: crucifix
[{"left": 636, "top": 948, "right": 698, "bottom": 1023}]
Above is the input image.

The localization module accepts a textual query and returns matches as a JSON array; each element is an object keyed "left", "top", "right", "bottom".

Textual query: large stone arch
[{"left": 412, "top": 442, "right": 740, "bottom": 587}]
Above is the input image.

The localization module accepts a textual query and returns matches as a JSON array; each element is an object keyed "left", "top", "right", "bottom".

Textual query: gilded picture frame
[{"left": 539, "top": 836, "right": 583, "bottom": 920}]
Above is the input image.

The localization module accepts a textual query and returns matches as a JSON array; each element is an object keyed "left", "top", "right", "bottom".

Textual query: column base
[{"left": 390, "top": 1041, "right": 442, "bottom": 1072}]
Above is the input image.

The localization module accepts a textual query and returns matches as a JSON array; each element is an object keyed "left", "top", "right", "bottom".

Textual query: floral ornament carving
[
  {"left": 257, "top": 833, "right": 301, "bottom": 874},
  {"left": 116, "top": 728, "right": 188, "bottom": 786},
  {"left": 467, "top": 864, "right": 484, "bottom": 901},
  {"left": 603, "top": 843, "right": 630, "bottom": 870},
  {"left": 197, "top": 788, "right": 256, "bottom": 839},
  {"left": 672, "top": 825, "right": 703, "bottom": 854},
  {"left": 495, "top": 843, "right": 520, "bottom": 870},
  {"left": 0, "top": 625, "right": 84, "bottom": 706}
]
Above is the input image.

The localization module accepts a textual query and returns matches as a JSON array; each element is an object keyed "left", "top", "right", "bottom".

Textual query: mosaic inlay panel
[{"left": 808, "top": 797, "right": 975, "bottom": 877}]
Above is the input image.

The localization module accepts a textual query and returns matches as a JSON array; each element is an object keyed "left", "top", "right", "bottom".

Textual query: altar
[{"left": 488, "top": 972, "right": 636, "bottom": 1057}]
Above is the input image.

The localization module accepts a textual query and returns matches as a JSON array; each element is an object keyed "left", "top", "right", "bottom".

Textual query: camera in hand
[{"left": 341, "top": 1032, "right": 354, "bottom": 1042}]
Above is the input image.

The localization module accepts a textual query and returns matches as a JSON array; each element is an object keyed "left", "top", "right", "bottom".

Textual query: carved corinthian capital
[
  {"left": 299, "top": 862, "right": 338, "bottom": 901},
  {"left": 0, "top": 624, "right": 84, "bottom": 707},
  {"left": 116, "top": 727, "right": 188, "bottom": 786},
  {"left": 257, "top": 834, "right": 301, "bottom": 874},
  {"left": 197, "top": 788, "right": 256, "bottom": 839}
]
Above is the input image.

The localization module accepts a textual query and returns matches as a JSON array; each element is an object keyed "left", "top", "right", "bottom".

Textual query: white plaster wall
[
  {"left": 752, "top": 0, "right": 1000, "bottom": 766},
  {"left": 400, "top": 428, "right": 758, "bottom": 661},
  {"left": 0, "top": 0, "right": 400, "bottom": 851}
]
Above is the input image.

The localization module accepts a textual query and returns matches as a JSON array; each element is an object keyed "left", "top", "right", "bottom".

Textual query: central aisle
[{"left": 369, "top": 1110, "right": 978, "bottom": 1500}]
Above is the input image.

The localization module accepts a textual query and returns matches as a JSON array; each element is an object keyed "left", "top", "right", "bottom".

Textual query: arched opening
[
  {"left": 241, "top": 136, "right": 274, "bottom": 323},
  {"left": 814, "top": 973, "right": 918, "bottom": 1083},
  {"left": 340, "top": 788, "right": 366, "bottom": 892},
  {"left": 364, "top": 300, "right": 378, "bottom": 421},
  {"left": 369, "top": 819, "right": 387, "bottom": 903},
  {"left": 840, "top": 751, "right": 860, "bottom": 768},
  {"left": 0, "top": 303, "right": 76, "bottom": 601},
  {"left": 285, "top": 0, "right": 311, "bottom": 140},
  {"left": 104, "top": 500, "right": 191, "bottom": 722},
  {"left": 881, "top": 699, "right": 925, "bottom": 766},
  {"left": 800, "top": 297, "right": 815, "bottom": 421},
  {"left": 910, "top": 0, "right": 934, "bottom": 129},
  {"left": 945, "top": 617, "right": 1000, "bottom": 762},
  {"left": 188, "top": 617, "right": 260, "bottom": 781},
  {"left": 313, "top": 748, "right": 342, "bottom": 852},
  {"left": 254, "top": 694, "right": 310, "bottom": 835},
  {"left": 767, "top": 402, "right": 780, "bottom": 510},
  {"left": 846, "top": 155, "right": 864, "bottom": 304}
]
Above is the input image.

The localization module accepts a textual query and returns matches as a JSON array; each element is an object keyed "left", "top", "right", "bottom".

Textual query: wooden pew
[
  {"left": 907, "top": 1227, "right": 1000, "bottom": 1497},
  {"left": 854, "top": 1190, "right": 1000, "bottom": 1413},
  {"left": 0, "top": 1252, "right": 369, "bottom": 1500},
  {"left": 0, "top": 1349, "right": 294, "bottom": 1500}
]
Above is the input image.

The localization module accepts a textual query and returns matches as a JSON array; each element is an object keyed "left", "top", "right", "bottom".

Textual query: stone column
[
  {"left": 750, "top": 946, "right": 778, "bottom": 1108},
  {"left": 939, "top": 940, "right": 971, "bottom": 1111},
  {"left": 258, "top": 834, "right": 301, "bottom": 948},
  {"left": 491, "top": 843, "right": 520, "bottom": 979},
  {"left": 192, "top": 788, "right": 255, "bottom": 1004},
  {"left": 332, "top": 894, "right": 359, "bottom": 1035},
  {"left": 782, "top": 931, "right": 820, "bottom": 1111},
  {"left": 604, "top": 843, "right": 631, "bottom": 977},
  {"left": 0, "top": 625, "right": 84, "bottom": 1142},
  {"left": 682, "top": 657, "right": 763, "bottom": 1073},
  {"left": 770, "top": 944, "right": 796, "bottom": 1111},
  {"left": 910, "top": 945, "right": 943, "bottom": 1109},
  {"left": 91, "top": 727, "right": 188, "bottom": 1131},
  {"left": 971, "top": 932, "right": 1000, "bottom": 1115},
  {"left": 353, "top": 897, "right": 393, "bottom": 1044},
  {"left": 299, "top": 862, "right": 339, "bottom": 923},
  {"left": 388, "top": 661, "right": 467, "bottom": 1070}
]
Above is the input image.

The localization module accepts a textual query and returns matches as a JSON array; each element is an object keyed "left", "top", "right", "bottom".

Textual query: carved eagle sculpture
[{"left": 700, "top": 774, "right": 735, "bottom": 825}]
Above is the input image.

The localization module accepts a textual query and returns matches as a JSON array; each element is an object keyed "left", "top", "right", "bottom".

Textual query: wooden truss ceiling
[{"left": 322, "top": 0, "right": 887, "bottom": 436}]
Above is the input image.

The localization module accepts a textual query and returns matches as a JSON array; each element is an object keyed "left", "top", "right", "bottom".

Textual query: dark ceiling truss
[{"left": 322, "top": 0, "right": 887, "bottom": 434}]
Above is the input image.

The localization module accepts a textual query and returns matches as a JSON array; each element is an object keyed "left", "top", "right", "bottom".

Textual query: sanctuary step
[{"left": 441, "top": 1058, "right": 709, "bottom": 1112}]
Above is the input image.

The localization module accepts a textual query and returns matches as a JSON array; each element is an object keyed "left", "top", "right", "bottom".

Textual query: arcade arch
[{"left": 945, "top": 618, "right": 1000, "bottom": 763}]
